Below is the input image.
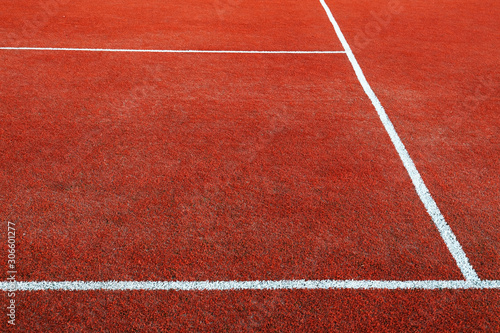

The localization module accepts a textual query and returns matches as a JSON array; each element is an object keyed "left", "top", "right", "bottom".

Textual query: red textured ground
[
  {"left": 0, "top": 289, "right": 498, "bottom": 331},
  {"left": 0, "top": 0, "right": 498, "bottom": 331},
  {"left": 0, "top": 0, "right": 343, "bottom": 51},
  {"left": 0, "top": 51, "right": 462, "bottom": 282},
  {"left": 327, "top": 0, "right": 500, "bottom": 280}
]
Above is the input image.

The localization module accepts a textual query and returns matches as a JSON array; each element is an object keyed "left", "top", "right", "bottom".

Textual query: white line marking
[
  {"left": 0, "top": 9, "right": 482, "bottom": 289},
  {"left": 0, "top": 47, "right": 345, "bottom": 54},
  {"left": 1, "top": 280, "right": 499, "bottom": 291},
  {"left": 318, "top": 0, "right": 479, "bottom": 281}
]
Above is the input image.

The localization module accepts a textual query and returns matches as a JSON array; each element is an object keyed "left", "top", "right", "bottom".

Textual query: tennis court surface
[{"left": 1, "top": 0, "right": 498, "bottom": 330}]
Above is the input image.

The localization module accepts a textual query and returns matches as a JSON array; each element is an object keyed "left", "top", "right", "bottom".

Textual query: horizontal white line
[
  {"left": 1, "top": 280, "right": 499, "bottom": 291},
  {"left": 0, "top": 47, "right": 345, "bottom": 54}
]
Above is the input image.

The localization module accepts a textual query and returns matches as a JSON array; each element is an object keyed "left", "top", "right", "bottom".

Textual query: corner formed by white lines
[
  {"left": 1, "top": 280, "right": 499, "bottom": 291},
  {"left": 0, "top": 2, "right": 491, "bottom": 293},
  {"left": 318, "top": 0, "right": 480, "bottom": 282}
]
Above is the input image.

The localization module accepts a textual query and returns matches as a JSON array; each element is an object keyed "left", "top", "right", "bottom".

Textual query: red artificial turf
[
  {"left": 0, "top": 0, "right": 343, "bottom": 51},
  {"left": 326, "top": 0, "right": 500, "bottom": 280},
  {"left": 0, "top": 51, "right": 462, "bottom": 282},
  {"left": 1, "top": 289, "right": 499, "bottom": 332},
  {"left": 0, "top": 0, "right": 498, "bottom": 330}
]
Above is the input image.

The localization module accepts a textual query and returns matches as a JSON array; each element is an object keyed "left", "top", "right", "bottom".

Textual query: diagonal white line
[
  {"left": 0, "top": 8, "right": 482, "bottom": 287},
  {"left": 1, "top": 280, "right": 499, "bottom": 291},
  {"left": 0, "top": 47, "right": 345, "bottom": 54},
  {"left": 317, "top": 0, "right": 479, "bottom": 281}
]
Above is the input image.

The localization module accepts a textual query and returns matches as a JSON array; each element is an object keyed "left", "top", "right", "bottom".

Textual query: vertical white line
[{"left": 318, "top": 0, "right": 479, "bottom": 281}]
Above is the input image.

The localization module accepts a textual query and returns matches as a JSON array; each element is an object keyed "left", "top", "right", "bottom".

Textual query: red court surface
[
  {"left": 327, "top": 0, "right": 500, "bottom": 280},
  {"left": 0, "top": 51, "right": 463, "bottom": 282},
  {"left": 0, "top": 0, "right": 499, "bottom": 331},
  {"left": 0, "top": 0, "right": 343, "bottom": 51},
  {"left": 1, "top": 289, "right": 498, "bottom": 331}
]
